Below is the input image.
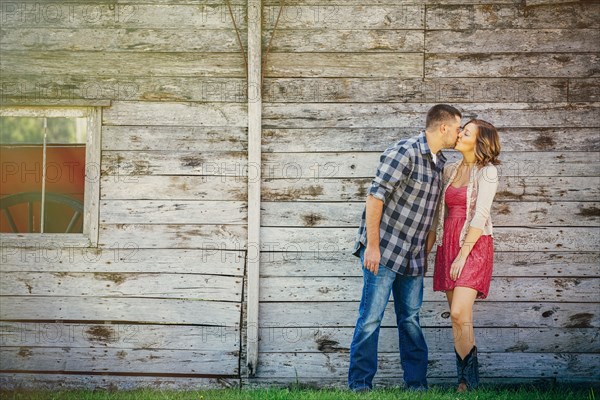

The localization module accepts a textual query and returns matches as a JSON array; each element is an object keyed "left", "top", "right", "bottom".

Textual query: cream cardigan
[{"left": 433, "top": 159, "right": 499, "bottom": 247}]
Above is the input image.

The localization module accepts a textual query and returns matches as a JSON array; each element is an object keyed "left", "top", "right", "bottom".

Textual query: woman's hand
[{"left": 450, "top": 255, "right": 467, "bottom": 281}]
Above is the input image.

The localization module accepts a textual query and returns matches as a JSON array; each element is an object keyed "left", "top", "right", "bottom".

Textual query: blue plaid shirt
[{"left": 352, "top": 131, "right": 446, "bottom": 276}]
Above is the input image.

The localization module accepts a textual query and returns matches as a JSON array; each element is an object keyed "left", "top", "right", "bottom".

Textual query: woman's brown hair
[{"left": 466, "top": 119, "right": 501, "bottom": 166}]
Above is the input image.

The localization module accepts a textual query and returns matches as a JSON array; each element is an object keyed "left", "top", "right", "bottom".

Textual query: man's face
[{"left": 442, "top": 115, "right": 462, "bottom": 149}]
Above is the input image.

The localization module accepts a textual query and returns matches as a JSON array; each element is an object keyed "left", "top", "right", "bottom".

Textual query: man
[{"left": 348, "top": 104, "right": 462, "bottom": 392}]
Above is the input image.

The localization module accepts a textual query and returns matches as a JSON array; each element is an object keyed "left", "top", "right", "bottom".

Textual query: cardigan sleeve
[
  {"left": 431, "top": 163, "right": 454, "bottom": 233},
  {"left": 470, "top": 165, "right": 499, "bottom": 230}
]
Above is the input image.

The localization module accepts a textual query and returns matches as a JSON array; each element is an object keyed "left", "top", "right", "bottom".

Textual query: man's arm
[
  {"left": 362, "top": 145, "right": 413, "bottom": 275},
  {"left": 364, "top": 195, "right": 384, "bottom": 275},
  {"left": 423, "top": 230, "right": 436, "bottom": 275}
]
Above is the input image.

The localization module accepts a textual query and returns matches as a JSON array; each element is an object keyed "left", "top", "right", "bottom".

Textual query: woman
[{"left": 430, "top": 119, "right": 501, "bottom": 392}]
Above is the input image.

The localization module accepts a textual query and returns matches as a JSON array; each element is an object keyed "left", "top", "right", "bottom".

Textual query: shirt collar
[{"left": 418, "top": 130, "right": 446, "bottom": 162}]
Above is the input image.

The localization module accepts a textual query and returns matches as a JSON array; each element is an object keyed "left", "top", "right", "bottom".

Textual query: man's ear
[{"left": 439, "top": 123, "right": 446, "bottom": 135}]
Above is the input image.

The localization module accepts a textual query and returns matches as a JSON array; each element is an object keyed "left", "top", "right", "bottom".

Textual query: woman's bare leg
[
  {"left": 450, "top": 286, "right": 478, "bottom": 358},
  {"left": 445, "top": 289, "right": 454, "bottom": 308}
]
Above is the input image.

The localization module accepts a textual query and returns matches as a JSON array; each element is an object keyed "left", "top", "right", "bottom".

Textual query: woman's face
[{"left": 455, "top": 122, "right": 478, "bottom": 153}]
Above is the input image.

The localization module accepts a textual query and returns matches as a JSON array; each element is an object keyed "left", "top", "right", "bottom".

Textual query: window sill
[
  {"left": 0, "top": 99, "right": 111, "bottom": 107},
  {"left": 0, "top": 233, "right": 95, "bottom": 248}
]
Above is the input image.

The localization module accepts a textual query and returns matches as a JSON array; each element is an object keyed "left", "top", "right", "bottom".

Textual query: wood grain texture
[
  {"left": 0, "top": 52, "right": 246, "bottom": 78},
  {"left": 258, "top": 251, "right": 599, "bottom": 278},
  {"left": 265, "top": 53, "right": 424, "bottom": 78},
  {"left": 261, "top": 176, "right": 600, "bottom": 202},
  {"left": 0, "top": 248, "right": 245, "bottom": 275},
  {"left": 262, "top": 103, "right": 600, "bottom": 128},
  {"left": 261, "top": 201, "right": 600, "bottom": 227},
  {"left": 259, "top": 276, "right": 600, "bottom": 302},
  {"left": 1, "top": 272, "right": 243, "bottom": 301},
  {"left": 98, "top": 224, "right": 247, "bottom": 249},
  {"left": 100, "top": 175, "right": 247, "bottom": 201},
  {"left": 254, "top": 352, "right": 599, "bottom": 379},
  {"left": 426, "top": 4, "right": 600, "bottom": 30},
  {"left": 0, "top": 374, "right": 240, "bottom": 390},
  {"left": 0, "top": 347, "right": 239, "bottom": 374},
  {"left": 262, "top": 127, "right": 597, "bottom": 152},
  {"left": 260, "top": 226, "right": 599, "bottom": 252},
  {"left": 259, "top": 301, "right": 599, "bottom": 328},
  {"left": 425, "top": 53, "right": 599, "bottom": 78},
  {"left": 257, "top": 326, "right": 599, "bottom": 353},
  {"left": 1, "top": 0, "right": 598, "bottom": 388},
  {"left": 1, "top": 297, "right": 241, "bottom": 325},
  {"left": 426, "top": 29, "right": 600, "bottom": 53},
  {"left": 0, "top": 321, "right": 240, "bottom": 351}
]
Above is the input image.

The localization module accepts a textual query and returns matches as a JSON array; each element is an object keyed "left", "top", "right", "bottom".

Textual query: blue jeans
[{"left": 348, "top": 245, "right": 428, "bottom": 390}]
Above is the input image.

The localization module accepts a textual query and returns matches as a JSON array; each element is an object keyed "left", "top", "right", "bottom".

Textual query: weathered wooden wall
[
  {"left": 1, "top": 0, "right": 247, "bottom": 389},
  {"left": 250, "top": 0, "right": 600, "bottom": 388},
  {"left": 0, "top": 0, "right": 599, "bottom": 390}
]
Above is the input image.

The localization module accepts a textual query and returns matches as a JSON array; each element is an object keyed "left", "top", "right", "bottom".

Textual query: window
[{"left": 0, "top": 107, "right": 101, "bottom": 247}]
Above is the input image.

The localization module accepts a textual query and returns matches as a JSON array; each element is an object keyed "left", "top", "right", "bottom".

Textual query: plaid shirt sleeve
[{"left": 368, "top": 146, "right": 413, "bottom": 201}]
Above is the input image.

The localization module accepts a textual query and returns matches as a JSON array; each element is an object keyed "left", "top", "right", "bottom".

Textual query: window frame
[{"left": 0, "top": 106, "right": 101, "bottom": 248}]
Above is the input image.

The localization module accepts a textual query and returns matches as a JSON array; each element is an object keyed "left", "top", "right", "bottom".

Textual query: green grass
[{"left": 0, "top": 386, "right": 596, "bottom": 400}]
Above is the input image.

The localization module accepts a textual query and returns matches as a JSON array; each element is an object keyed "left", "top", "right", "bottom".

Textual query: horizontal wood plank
[
  {"left": 260, "top": 301, "right": 599, "bottom": 328},
  {"left": 259, "top": 277, "right": 600, "bottom": 302},
  {"left": 2, "top": 76, "right": 574, "bottom": 104},
  {"left": 0, "top": 347, "right": 238, "bottom": 375},
  {"left": 263, "top": 6, "right": 424, "bottom": 30},
  {"left": 101, "top": 150, "right": 596, "bottom": 178},
  {"left": 102, "top": 126, "right": 247, "bottom": 151},
  {"left": 242, "top": 376, "right": 568, "bottom": 388},
  {"left": 260, "top": 226, "right": 599, "bottom": 252},
  {"left": 98, "top": 224, "right": 247, "bottom": 249},
  {"left": 265, "top": 53, "right": 424, "bottom": 78},
  {"left": 103, "top": 101, "right": 247, "bottom": 126},
  {"left": 0, "top": 4, "right": 247, "bottom": 29},
  {"left": 263, "top": 103, "right": 600, "bottom": 128},
  {"left": 0, "top": 29, "right": 243, "bottom": 52},
  {"left": 0, "top": 321, "right": 240, "bottom": 351},
  {"left": 0, "top": 52, "right": 245, "bottom": 78},
  {"left": 263, "top": 78, "right": 569, "bottom": 103},
  {"left": 0, "top": 248, "right": 244, "bottom": 275},
  {"left": 255, "top": 352, "right": 599, "bottom": 379},
  {"left": 268, "top": 29, "right": 423, "bottom": 52},
  {"left": 0, "top": 373, "right": 239, "bottom": 390},
  {"left": 426, "top": 4, "right": 600, "bottom": 30},
  {"left": 0, "top": 75, "right": 249, "bottom": 103},
  {"left": 426, "top": 29, "right": 600, "bottom": 53},
  {"left": 261, "top": 151, "right": 598, "bottom": 178},
  {"left": 259, "top": 251, "right": 599, "bottom": 278},
  {"left": 569, "top": 78, "right": 600, "bottom": 103},
  {"left": 0, "top": 272, "right": 243, "bottom": 301},
  {"left": 262, "top": 127, "right": 597, "bottom": 152},
  {"left": 425, "top": 53, "right": 599, "bottom": 78},
  {"left": 0, "top": 297, "right": 240, "bottom": 325},
  {"left": 101, "top": 151, "right": 247, "bottom": 176},
  {"left": 257, "top": 326, "right": 599, "bottom": 354},
  {"left": 100, "top": 200, "right": 247, "bottom": 225},
  {"left": 262, "top": 177, "right": 600, "bottom": 202},
  {"left": 101, "top": 175, "right": 247, "bottom": 201},
  {"left": 261, "top": 201, "right": 600, "bottom": 227}
]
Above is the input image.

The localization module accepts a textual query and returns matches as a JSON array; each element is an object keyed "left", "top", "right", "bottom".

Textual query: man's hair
[{"left": 425, "top": 104, "right": 462, "bottom": 129}]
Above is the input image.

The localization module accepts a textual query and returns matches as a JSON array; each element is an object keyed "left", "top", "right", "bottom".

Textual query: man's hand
[{"left": 364, "top": 245, "right": 381, "bottom": 275}]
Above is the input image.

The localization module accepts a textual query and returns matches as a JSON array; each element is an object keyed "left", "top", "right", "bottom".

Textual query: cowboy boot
[
  {"left": 455, "top": 346, "right": 479, "bottom": 391},
  {"left": 455, "top": 347, "right": 468, "bottom": 392}
]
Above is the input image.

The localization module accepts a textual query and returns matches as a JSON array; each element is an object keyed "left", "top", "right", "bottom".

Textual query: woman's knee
[{"left": 450, "top": 305, "right": 472, "bottom": 324}]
